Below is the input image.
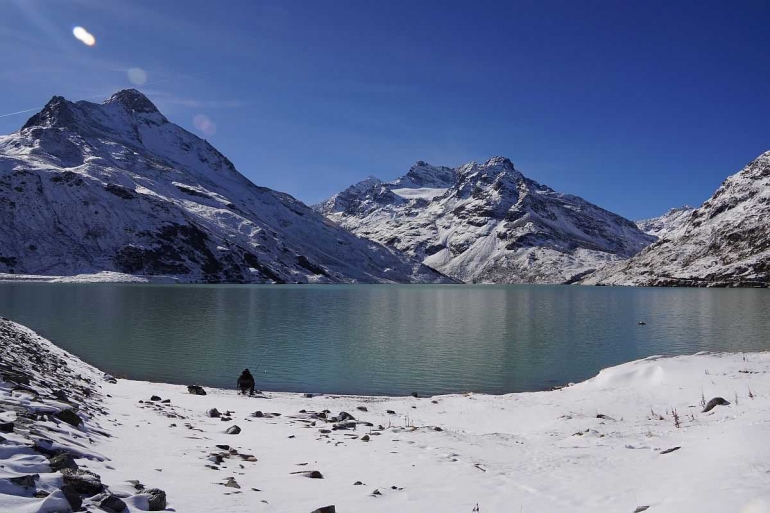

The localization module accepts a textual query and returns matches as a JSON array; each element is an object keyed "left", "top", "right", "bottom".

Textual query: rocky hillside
[
  {"left": 0, "top": 90, "right": 450, "bottom": 284},
  {"left": 636, "top": 206, "right": 694, "bottom": 238},
  {"left": 316, "top": 157, "right": 654, "bottom": 284},
  {"left": 584, "top": 151, "right": 770, "bottom": 287}
]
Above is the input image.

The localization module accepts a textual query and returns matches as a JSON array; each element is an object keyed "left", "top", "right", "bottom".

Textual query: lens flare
[
  {"left": 193, "top": 114, "right": 217, "bottom": 136},
  {"left": 72, "top": 26, "right": 96, "bottom": 46},
  {"left": 127, "top": 68, "right": 148, "bottom": 85}
]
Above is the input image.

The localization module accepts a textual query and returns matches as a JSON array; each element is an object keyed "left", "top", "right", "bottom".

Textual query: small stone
[
  {"left": 207, "top": 408, "right": 221, "bottom": 418},
  {"left": 411, "top": 392, "right": 418, "bottom": 398},
  {"left": 150, "top": 395, "right": 161, "bottom": 401},
  {"left": 305, "top": 470, "right": 323, "bottom": 479},
  {"left": 253, "top": 411, "right": 264, "bottom": 418},
  {"left": 162, "top": 399, "right": 171, "bottom": 404},
  {"left": 353, "top": 481, "right": 364, "bottom": 486},
  {"left": 187, "top": 385, "right": 207, "bottom": 395},
  {"left": 226, "top": 425, "right": 241, "bottom": 435},
  {"left": 702, "top": 397, "right": 730, "bottom": 413},
  {"left": 304, "top": 393, "right": 314, "bottom": 398},
  {"left": 311, "top": 506, "right": 336, "bottom": 513},
  {"left": 361, "top": 435, "right": 370, "bottom": 442},
  {"left": 338, "top": 411, "right": 355, "bottom": 421},
  {"left": 225, "top": 477, "right": 240, "bottom": 489},
  {"left": 386, "top": 410, "right": 396, "bottom": 415},
  {"left": 126, "top": 480, "right": 144, "bottom": 491},
  {"left": 215, "top": 444, "right": 230, "bottom": 450},
  {"left": 434, "top": 426, "right": 443, "bottom": 432},
  {"left": 371, "top": 489, "right": 382, "bottom": 496},
  {"left": 356, "top": 406, "right": 368, "bottom": 412},
  {"left": 99, "top": 494, "right": 127, "bottom": 513},
  {"left": 143, "top": 488, "right": 167, "bottom": 511},
  {"left": 634, "top": 507, "right": 650, "bottom": 513}
]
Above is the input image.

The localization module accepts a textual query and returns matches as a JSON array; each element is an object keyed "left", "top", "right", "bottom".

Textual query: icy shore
[{"left": 1, "top": 318, "right": 770, "bottom": 512}]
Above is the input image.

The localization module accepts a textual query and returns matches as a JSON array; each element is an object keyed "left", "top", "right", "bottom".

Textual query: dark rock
[
  {"left": 126, "top": 480, "right": 144, "bottom": 491},
  {"left": 225, "top": 477, "right": 240, "bottom": 489},
  {"left": 215, "top": 444, "right": 230, "bottom": 450},
  {"left": 61, "top": 468, "right": 103, "bottom": 496},
  {"left": 353, "top": 481, "right": 364, "bottom": 486},
  {"left": 311, "top": 506, "right": 336, "bottom": 513},
  {"left": 634, "top": 507, "right": 650, "bottom": 513},
  {"left": 1, "top": 369, "right": 31, "bottom": 385},
  {"left": 161, "top": 399, "right": 171, "bottom": 404},
  {"left": 411, "top": 392, "right": 419, "bottom": 398},
  {"left": 207, "top": 408, "right": 221, "bottom": 418},
  {"left": 386, "top": 410, "right": 396, "bottom": 415},
  {"left": 143, "top": 488, "right": 167, "bottom": 511},
  {"left": 99, "top": 494, "right": 127, "bottom": 513},
  {"left": 253, "top": 411, "right": 264, "bottom": 418},
  {"left": 596, "top": 414, "right": 615, "bottom": 421},
  {"left": 187, "top": 385, "right": 207, "bottom": 395},
  {"left": 226, "top": 425, "right": 241, "bottom": 435},
  {"left": 304, "top": 393, "right": 314, "bottom": 398},
  {"left": 0, "top": 422, "right": 13, "bottom": 433},
  {"left": 220, "top": 417, "right": 232, "bottom": 422},
  {"left": 10, "top": 474, "right": 38, "bottom": 488},
  {"left": 55, "top": 409, "right": 82, "bottom": 427},
  {"left": 356, "top": 406, "right": 368, "bottom": 412},
  {"left": 150, "top": 395, "right": 161, "bottom": 401},
  {"left": 49, "top": 453, "right": 78, "bottom": 472},
  {"left": 372, "top": 489, "right": 382, "bottom": 496},
  {"left": 703, "top": 397, "right": 730, "bottom": 413},
  {"left": 361, "top": 435, "right": 370, "bottom": 442},
  {"left": 104, "top": 374, "right": 118, "bottom": 384},
  {"left": 61, "top": 484, "right": 83, "bottom": 510},
  {"left": 305, "top": 470, "right": 323, "bottom": 479},
  {"left": 660, "top": 446, "right": 681, "bottom": 455},
  {"left": 34, "top": 490, "right": 50, "bottom": 498},
  {"left": 338, "top": 411, "right": 355, "bottom": 421},
  {"left": 434, "top": 426, "right": 443, "bottom": 432},
  {"left": 52, "top": 390, "right": 68, "bottom": 402}
]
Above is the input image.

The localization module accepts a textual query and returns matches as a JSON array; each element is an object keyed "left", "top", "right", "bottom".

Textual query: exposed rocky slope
[
  {"left": 584, "top": 151, "right": 770, "bottom": 287},
  {"left": 0, "top": 90, "right": 450, "bottom": 284},
  {"left": 636, "top": 206, "right": 694, "bottom": 238},
  {"left": 316, "top": 157, "right": 654, "bottom": 283}
]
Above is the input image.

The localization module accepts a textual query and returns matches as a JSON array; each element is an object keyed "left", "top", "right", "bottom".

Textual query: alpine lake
[{"left": 1, "top": 283, "right": 768, "bottom": 396}]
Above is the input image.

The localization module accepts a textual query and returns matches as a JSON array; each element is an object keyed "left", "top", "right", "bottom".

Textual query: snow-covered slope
[
  {"left": 636, "top": 206, "right": 694, "bottom": 238},
  {"left": 316, "top": 157, "right": 654, "bottom": 283},
  {"left": 0, "top": 90, "right": 451, "bottom": 284},
  {"left": 585, "top": 151, "right": 770, "bottom": 287}
]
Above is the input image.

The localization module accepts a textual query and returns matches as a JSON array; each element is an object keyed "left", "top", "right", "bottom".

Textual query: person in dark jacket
[{"left": 237, "top": 368, "right": 255, "bottom": 396}]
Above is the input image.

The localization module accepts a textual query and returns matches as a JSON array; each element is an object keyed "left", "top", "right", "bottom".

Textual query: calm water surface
[{"left": 1, "top": 283, "right": 768, "bottom": 396}]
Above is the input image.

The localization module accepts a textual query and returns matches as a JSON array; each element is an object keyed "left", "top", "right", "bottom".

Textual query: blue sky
[{"left": 1, "top": 0, "right": 769, "bottom": 219}]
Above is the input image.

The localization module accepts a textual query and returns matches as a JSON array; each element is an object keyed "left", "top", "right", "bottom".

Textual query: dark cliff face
[
  {"left": 316, "top": 157, "right": 655, "bottom": 284},
  {"left": 0, "top": 90, "right": 452, "bottom": 284},
  {"left": 584, "top": 151, "right": 770, "bottom": 287}
]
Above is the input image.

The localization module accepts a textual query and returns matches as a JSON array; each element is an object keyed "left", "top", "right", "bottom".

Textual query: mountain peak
[
  {"left": 484, "top": 156, "right": 515, "bottom": 169},
  {"left": 103, "top": 89, "right": 160, "bottom": 114},
  {"left": 21, "top": 95, "right": 76, "bottom": 130}
]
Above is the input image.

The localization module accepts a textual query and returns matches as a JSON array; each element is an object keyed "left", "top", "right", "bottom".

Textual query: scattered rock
[
  {"left": 386, "top": 409, "right": 396, "bottom": 415},
  {"left": 215, "top": 444, "right": 230, "bottom": 450},
  {"left": 660, "top": 446, "right": 681, "bottom": 455},
  {"left": 304, "top": 393, "right": 314, "bottom": 398},
  {"left": 99, "top": 494, "right": 127, "bottom": 513},
  {"left": 104, "top": 374, "right": 118, "bottom": 384},
  {"left": 338, "top": 411, "right": 355, "bottom": 421},
  {"left": 253, "top": 411, "right": 264, "bottom": 418},
  {"left": 49, "top": 453, "right": 78, "bottom": 472},
  {"left": 187, "top": 385, "right": 207, "bottom": 395},
  {"left": 702, "top": 397, "right": 730, "bottom": 413},
  {"left": 311, "top": 506, "right": 336, "bottom": 513},
  {"left": 431, "top": 400, "right": 439, "bottom": 404},
  {"left": 150, "top": 395, "right": 161, "bottom": 401},
  {"left": 596, "top": 414, "right": 615, "bottom": 421},
  {"left": 433, "top": 426, "right": 443, "bottom": 432},
  {"left": 143, "top": 488, "right": 167, "bottom": 511},
  {"left": 411, "top": 392, "right": 419, "bottom": 398},
  {"left": 361, "top": 435, "right": 370, "bottom": 442},
  {"left": 225, "top": 477, "right": 240, "bottom": 489},
  {"left": 304, "top": 471, "right": 324, "bottom": 479},
  {"left": 55, "top": 408, "right": 82, "bottom": 427},
  {"left": 356, "top": 406, "right": 368, "bottom": 412},
  {"left": 226, "top": 425, "right": 241, "bottom": 435},
  {"left": 353, "top": 481, "right": 364, "bottom": 486},
  {"left": 634, "top": 506, "right": 650, "bottom": 513},
  {"left": 207, "top": 408, "right": 221, "bottom": 418},
  {"left": 0, "top": 422, "right": 13, "bottom": 433},
  {"left": 161, "top": 399, "right": 171, "bottom": 404},
  {"left": 126, "top": 480, "right": 144, "bottom": 491},
  {"left": 371, "top": 489, "right": 382, "bottom": 496}
]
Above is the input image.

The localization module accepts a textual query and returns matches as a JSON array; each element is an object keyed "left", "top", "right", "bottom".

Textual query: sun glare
[
  {"left": 193, "top": 114, "right": 217, "bottom": 136},
  {"left": 127, "top": 67, "right": 148, "bottom": 85},
  {"left": 72, "top": 26, "right": 96, "bottom": 46}
]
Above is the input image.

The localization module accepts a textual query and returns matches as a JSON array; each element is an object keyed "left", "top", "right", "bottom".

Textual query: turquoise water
[{"left": 1, "top": 283, "right": 768, "bottom": 396}]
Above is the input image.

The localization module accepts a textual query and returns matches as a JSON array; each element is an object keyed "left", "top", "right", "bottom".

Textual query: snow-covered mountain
[
  {"left": 315, "top": 157, "right": 654, "bottom": 284},
  {"left": 636, "top": 206, "right": 694, "bottom": 238},
  {"left": 0, "top": 90, "right": 451, "bottom": 284},
  {"left": 584, "top": 151, "right": 770, "bottom": 287}
]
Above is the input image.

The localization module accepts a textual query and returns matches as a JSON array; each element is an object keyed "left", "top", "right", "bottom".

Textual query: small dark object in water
[
  {"left": 638, "top": 321, "right": 646, "bottom": 325},
  {"left": 702, "top": 397, "right": 730, "bottom": 413}
]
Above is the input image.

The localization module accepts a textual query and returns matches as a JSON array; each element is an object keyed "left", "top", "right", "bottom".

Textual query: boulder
[
  {"left": 0, "top": 421, "right": 14, "bottom": 433},
  {"left": 703, "top": 397, "right": 730, "bottom": 413},
  {"left": 49, "top": 453, "right": 78, "bottom": 472},
  {"left": 206, "top": 408, "right": 221, "bottom": 418},
  {"left": 356, "top": 406, "right": 368, "bottom": 412},
  {"left": 337, "top": 411, "right": 355, "bottom": 421},
  {"left": 150, "top": 395, "right": 161, "bottom": 401},
  {"left": 99, "top": 494, "right": 127, "bottom": 513},
  {"left": 10, "top": 474, "right": 38, "bottom": 488},
  {"left": 61, "top": 468, "right": 104, "bottom": 496},
  {"left": 55, "top": 409, "right": 82, "bottom": 427},
  {"left": 311, "top": 506, "right": 336, "bottom": 513},
  {"left": 61, "top": 486, "right": 84, "bottom": 511},
  {"left": 226, "top": 425, "right": 241, "bottom": 435}
]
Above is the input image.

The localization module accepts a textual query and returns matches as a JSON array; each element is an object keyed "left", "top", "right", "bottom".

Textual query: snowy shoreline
[{"left": 2, "top": 318, "right": 770, "bottom": 512}]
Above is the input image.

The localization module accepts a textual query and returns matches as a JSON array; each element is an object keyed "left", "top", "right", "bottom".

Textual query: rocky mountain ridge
[
  {"left": 316, "top": 157, "right": 655, "bottom": 284},
  {"left": 0, "top": 90, "right": 451, "bottom": 284},
  {"left": 584, "top": 150, "right": 770, "bottom": 287}
]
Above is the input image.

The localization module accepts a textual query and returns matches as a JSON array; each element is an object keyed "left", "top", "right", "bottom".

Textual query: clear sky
[{"left": 1, "top": 0, "right": 769, "bottom": 220}]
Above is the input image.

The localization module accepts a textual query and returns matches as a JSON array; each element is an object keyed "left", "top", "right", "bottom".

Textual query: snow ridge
[
  {"left": 636, "top": 206, "right": 695, "bottom": 238},
  {"left": 585, "top": 150, "right": 770, "bottom": 287},
  {"left": 315, "top": 157, "right": 654, "bottom": 283},
  {"left": 0, "top": 90, "right": 452, "bottom": 284}
]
